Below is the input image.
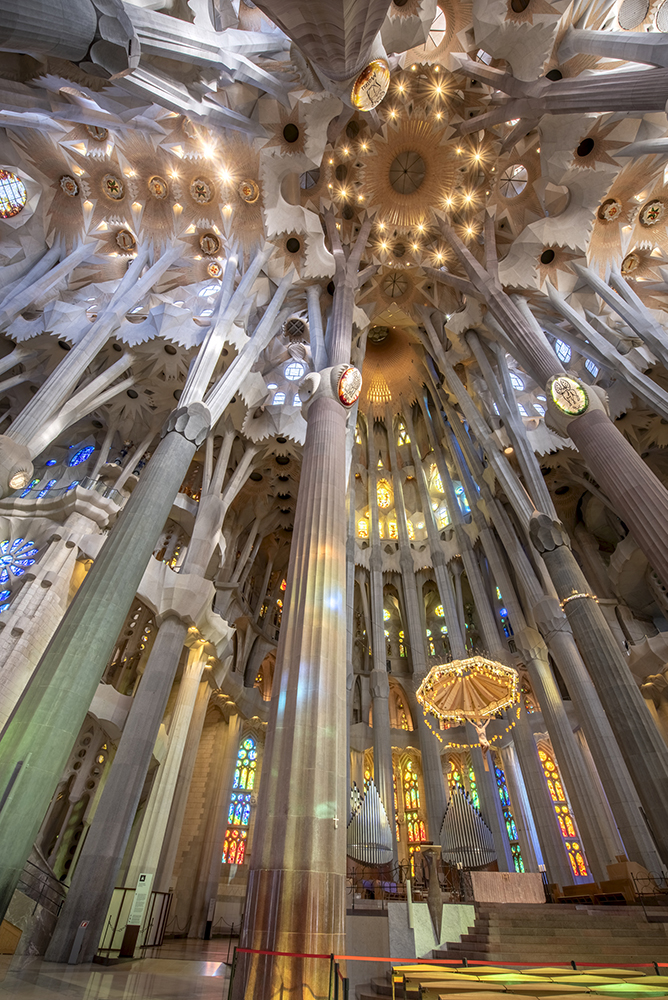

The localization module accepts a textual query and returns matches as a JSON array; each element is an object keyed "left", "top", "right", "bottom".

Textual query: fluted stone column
[
  {"left": 513, "top": 625, "right": 611, "bottom": 882},
  {"left": 235, "top": 388, "right": 350, "bottom": 999},
  {"left": 530, "top": 512, "right": 668, "bottom": 863},
  {"left": 499, "top": 743, "right": 539, "bottom": 873},
  {"left": 533, "top": 595, "right": 662, "bottom": 871},
  {"left": 125, "top": 645, "right": 210, "bottom": 887},
  {"left": 466, "top": 725, "right": 513, "bottom": 872},
  {"left": 386, "top": 417, "right": 448, "bottom": 842},
  {"left": 0, "top": 402, "right": 210, "bottom": 928},
  {"left": 511, "top": 704, "right": 573, "bottom": 885},
  {"left": 156, "top": 679, "right": 212, "bottom": 892},
  {"left": 189, "top": 712, "right": 243, "bottom": 938},
  {"left": 47, "top": 612, "right": 194, "bottom": 962}
]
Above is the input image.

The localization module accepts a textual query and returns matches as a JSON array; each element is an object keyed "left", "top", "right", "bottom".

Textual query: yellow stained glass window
[
  {"left": 377, "top": 478, "right": 391, "bottom": 508},
  {"left": 357, "top": 519, "right": 368, "bottom": 538}
]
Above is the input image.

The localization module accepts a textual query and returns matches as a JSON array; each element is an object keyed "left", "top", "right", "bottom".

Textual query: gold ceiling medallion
[
  {"left": 549, "top": 375, "right": 589, "bottom": 417},
  {"left": 102, "top": 174, "right": 124, "bottom": 200},
  {"left": 199, "top": 232, "right": 221, "bottom": 255},
  {"left": 598, "top": 198, "right": 622, "bottom": 222},
  {"left": 148, "top": 175, "right": 169, "bottom": 200},
  {"left": 639, "top": 199, "right": 664, "bottom": 227},
  {"left": 60, "top": 175, "right": 79, "bottom": 197},
  {"left": 350, "top": 59, "right": 391, "bottom": 112},
  {"left": 115, "top": 229, "right": 136, "bottom": 251},
  {"left": 238, "top": 179, "right": 259, "bottom": 203},
  {"left": 621, "top": 251, "right": 640, "bottom": 275},
  {"left": 190, "top": 177, "right": 214, "bottom": 204}
]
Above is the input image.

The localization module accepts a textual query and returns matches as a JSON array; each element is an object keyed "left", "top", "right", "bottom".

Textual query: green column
[{"left": 0, "top": 403, "right": 210, "bottom": 923}]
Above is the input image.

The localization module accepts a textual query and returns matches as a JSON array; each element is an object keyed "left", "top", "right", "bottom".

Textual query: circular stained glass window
[
  {"left": 549, "top": 375, "right": 588, "bottom": 416},
  {"left": 499, "top": 164, "right": 528, "bottom": 198},
  {"left": 338, "top": 366, "right": 362, "bottom": 407},
  {"left": 0, "top": 171, "right": 27, "bottom": 219},
  {"left": 68, "top": 446, "right": 95, "bottom": 467}
]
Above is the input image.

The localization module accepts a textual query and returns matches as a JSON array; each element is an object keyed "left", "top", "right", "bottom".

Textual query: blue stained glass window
[
  {"left": 555, "top": 339, "right": 571, "bottom": 364},
  {"left": 495, "top": 765, "right": 524, "bottom": 872},
  {"left": 37, "top": 479, "right": 58, "bottom": 499},
  {"left": 585, "top": 358, "right": 598, "bottom": 377},
  {"left": 0, "top": 539, "right": 38, "bottom": 579},
  {"left": 45, "top": 459, "right": 57, "bottom": 467},
  {"left": 65, "top": 481, "right": 80, "bottom": 493},
  {"left": 454, "top": 482, "right": 471, "bottom": 514},
  {"left": 20, "top": 478, "right": 40, "bottom": 497},
  {"left": 68, "top": 446, "right": 94, "bottom": 467},
  {"left": 0, "top": 590, "right": 10, "bottom": 602}
]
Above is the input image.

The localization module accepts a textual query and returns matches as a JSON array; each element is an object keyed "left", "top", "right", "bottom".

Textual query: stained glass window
[
  {"left": 388, "top": 521, "right": 398, "bottom": 539},
  {"left": 407, "top": 520, "right": 415, "bottom": 540},
  {"left": 0, "top": 539, "right": 39, "bottom": 584},
  {"left": 468, "top": 766, "right": 480, "bottom": 809},
  {"left": 430, "top": 463, "right": 444, "bottom": 493},
  {"left": 20, "top": 478, "right": 40, "bottom": 497},
  {"left": 554, "top": 339, "right": 572, "bottom": 364},
  {"left": 285, "top": 360, "right": 305, "bottom": 380},
  {"left": 538, "top": 746, "right": 588, "bottom": 877},
  {"left": 37, "top": 479, "right": 58, "bottom": 499},
  {"left": 377, "top": 478, "right": 391, "bottom": 508},
  {"left": 510, "top": 371, "right": 524, "bottom": 391},
  {"left": 68, "top": 446, "right": 95, "bottom": 467},
  {"left": 426, "top": 629, "right": 435, "bottom": 656},
  {"left": 397, "top": 421, "right": 410, "bottom": 445},
  {"left": 0, "top": 170, "right": 27, "bottom": 219},
  {"left": 585, "top": 358, "right": 598, "bottom": 378},
  {"left": 404, "top": 761, "right": 427, "bottom": 853},
  {"left": 398, "top": 630, "right": 406, "bottom": 657},
  {"left": 454, "top": 482, "right": 471, "bottom": 514},
  {"left": 495, "top": 764, "right": 524, "bottom": 872},
  {"left": 222, "top": 736, "right": 257, "bottom": 864},
  {"left": 357, "top": 519, "right": 368, "bottom": 538}
]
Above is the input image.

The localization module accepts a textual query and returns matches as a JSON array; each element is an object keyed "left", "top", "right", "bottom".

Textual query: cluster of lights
[
  {"left": 560, "top": 591, "right": 599, "bottom": 609},
  {"left": 422, "top": 704, "right": 521, "bottom": 748}
]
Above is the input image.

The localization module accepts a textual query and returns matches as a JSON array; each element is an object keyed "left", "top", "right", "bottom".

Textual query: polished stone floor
[{"left": 0, "top": 938, "right": 233, "bottom": 999}]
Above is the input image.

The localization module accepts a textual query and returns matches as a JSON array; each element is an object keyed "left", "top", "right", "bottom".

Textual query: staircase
[
  {"left": 437, "top": 903, "right": 668, "bottom": 965},
  {"left": 355, "top": 903, "right": 668, "bottom": 999}
]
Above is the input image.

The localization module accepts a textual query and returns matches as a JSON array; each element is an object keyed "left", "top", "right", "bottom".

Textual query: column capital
[
  {"left": 162, "top": 402, "right": 211, "bottom": 446},
  {"left": 532, "top": 595, "right": 572, "bottom": 639},
  {"left": 369, "top": 668, "right": 390, "bottom": 700},
  {"left": 529, "top": 511, "right": 571, "bottom": 554},
  {"left": 512, "top": 625, "right": 549, "bottom": 665}
]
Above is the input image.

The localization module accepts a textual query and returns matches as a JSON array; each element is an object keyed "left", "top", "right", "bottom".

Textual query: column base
[{"left": 234, "top": 867, "right": 346, "bottom": 1000}]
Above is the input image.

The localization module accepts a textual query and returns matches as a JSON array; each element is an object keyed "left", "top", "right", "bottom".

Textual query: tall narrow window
[
  {"left": 494, "top": 763, "right": 524, "bottom": 872},
  {"left": 403, "top": 761, "right": 427, "bottom": 865},
  {"left": 377, "top": 478, "right": 392, "bottom": 508},
  {"left": 538, "top": 745, "right": 588, "bottom": 878},
  {"left": 222, "top": 735, "right": 257, "bottom": 864}
]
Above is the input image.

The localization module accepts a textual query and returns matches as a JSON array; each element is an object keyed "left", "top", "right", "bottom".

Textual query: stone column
[
  {"left": 235, "top": 217, "right": 370, "bottom": 1000},
  {"left": 46, "top": 612, "right": 192, "bottom": 962},
  {"left": 499, "top": 743, "right": 539, "bottom": 873},
  {"left": 236, "top": 389, "right": 349, "bottom": 999},
  {"left": 0, "top": 402, "right": 210, "bottom": 928},
  {"left": 156, "top": 679, "right": 212, "bottom": 892},
  {"left": 513, "top": 626, "right": 611, "bottom": 882},
  {"left": 530, "top": 512, "right": 668, "bottom": 864},
  {"left": 466, "top": 725, "right": 513, "bottom": 872},
  {"left": 125, "top": 645, "right": 210, "bottom": 886},
  {"left": 511, "top": 704, "right": 573, "bottom": 885},
  {"left": 366, "top": 440, "right": 397, "bottom": 833},
  {"left": 386, "top": 414, "right": 448, "bottom": 842},
  {"left": 533, "top": 595, "right": 662, "bottom": 871},
  {"left": 189, "top": 713, "right": 243, "bottom": 938},
  {"left": 403, "top": 408, "right": 466, "bottom": 657}
]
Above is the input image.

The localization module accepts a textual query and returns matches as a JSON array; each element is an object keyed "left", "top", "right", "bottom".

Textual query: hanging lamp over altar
[{"left": 416, "top": 656, "right": 520, "bottom": 753}]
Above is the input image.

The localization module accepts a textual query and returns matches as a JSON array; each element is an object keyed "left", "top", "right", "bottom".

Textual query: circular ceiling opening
[{"left": 389, "top": 151, "right": 426, "bottom": 195}]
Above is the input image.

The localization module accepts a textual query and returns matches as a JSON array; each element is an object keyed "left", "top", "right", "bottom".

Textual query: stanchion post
[{"left": 227, "top": 946, "right": 237, "bottom": 1000}]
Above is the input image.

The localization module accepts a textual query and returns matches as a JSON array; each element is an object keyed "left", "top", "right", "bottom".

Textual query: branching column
[{"left": 235, "top": 218, "right": 371, "bottom": 1000}]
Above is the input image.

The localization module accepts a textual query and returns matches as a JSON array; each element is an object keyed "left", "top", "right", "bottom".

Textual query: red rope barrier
[{"left": 235, "top": 948, "right": 667, "bottom": 968}]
